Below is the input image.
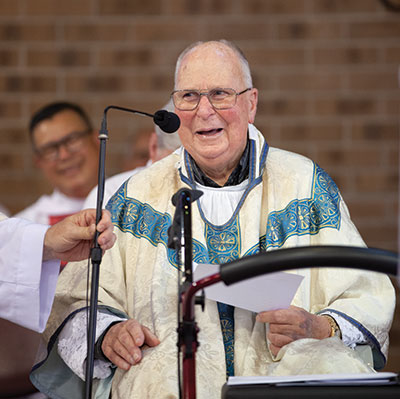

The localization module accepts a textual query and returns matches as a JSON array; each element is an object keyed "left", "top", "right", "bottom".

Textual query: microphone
[
  {"left": 168, "top": 188, "right": 203, "bottom": 250},
  {"left": 171, "top": 188, "right": 203, "bottom": 206},
  {"left": 153, "top": 109, "right": 181, "bottom": 133}
]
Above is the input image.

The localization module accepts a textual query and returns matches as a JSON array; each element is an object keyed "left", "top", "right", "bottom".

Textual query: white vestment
[
  {"left": 15, "top": 190, "right": 85, "bottom": 225},
  {"left": 30, "top": 125, "right": 395, "bottom": 399},
  {"left": 83, "top": 162, "right": 150, "bottom": 210},
  {"left": 0, "top": 213, "right": 59, "bottom": 332}
]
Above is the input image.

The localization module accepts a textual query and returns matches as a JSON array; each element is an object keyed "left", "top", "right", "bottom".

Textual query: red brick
[
  {"left": 348, "top": 70, "right": 399, "bottom": 91},
  {"left": 241, "top": 0, "right": 307, "bottom": 14},
  {"left": 385, "top": 98, "right": 400, "bottom": 114},
  {"left": 97, "top": 48, "right": 155, "bottom": 67},
  {"left": 24, "top": 0, "right": 92, "bottom": 15},
  {"left": 0, "top": 101, "right": 22, "bottom": 118},
  {"left": 204, "top": 21, "right": 273, "bottom": 41},
  {"left": 385, "top": 46, "right": 400, "bottom": 63},
  {"left": 98, "top": 0, "right": 162, "bottom": 15},
  {"left": 0, "top": 0, "right": 20, "bottom": 15},
  {"left": 0, "top": 74, "right": 57, "bottom": 92},
  {"left": 311, "top": 0, "right": 380, "bottom": 13},
  {"left": 356, "top": 224, "right": 398, "bottom": 252},
  {"left": 257, "top": 97, "right": 309, "bottom": 117},
  {"left": 0, "top": 152, "right": 25, "bottom": 169},
  {"left": 167, "top": 0, "right": 235, "bottom": 14},
  {"left": 351, "top": 121, "right": 399, "bottom": 141},
  {"left": 313, "top": 47, "right": 378, "bottom": 65},
  {"left": 278, "top": 21, "right": 344, "bottom": 40},
  {"left": 26, "top": 48, "right": 91, "bottom": 67},
  {"left": 388, "top": 146, "right": 399, "bottom": 166},
  {"left": 245, "top": 47, "right": 305, "bottom": 66},
  {"left": 350, "top": 21, "right": 400, "bottom": 39},
  {"left": 64, "top": 71, "right": 173, "bottom": 94},
  {"left": 280, "top": 122, "right": 343, "bottom": 142},
  {"left": 0, "top": 48, "right": 19, "bottom": 66},
  {"left": 278, "top": 72, "right": 343, "bottom": 91},
  {"left": 313, "top": 97, "right": 378, "bottom": 116},
  {"left": 0, "top": 127, "right": 26, "bottom": 144},
  {"left": 132, "top": 20, "right": 200, "bottom": 41},
  {"left": 64, "top": 23, "right": 129, "bottom": 42},
  {"left": 317, "top": 146, "right": 382, "bottom": 168},
  {"left": 355, "top": 171, "right": 398, "bottom": 193},
  {"left": 0, "top": 23, "right": 56, "bottom": 41},
  {"left": 345, "top": 199, "right": 387, "bottom": 220}
]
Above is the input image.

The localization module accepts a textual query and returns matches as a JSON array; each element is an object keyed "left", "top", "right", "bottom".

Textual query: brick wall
[{"left": 0, "top": 0, "right": 399, "bottom": 371}]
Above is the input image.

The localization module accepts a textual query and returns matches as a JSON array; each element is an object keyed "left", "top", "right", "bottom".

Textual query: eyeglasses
[
  {"left": 34, "top": 129, "right": 91, "bottom": 161},
  {"left": 171, "top": 87, "right": 252, "bottom": 111}
]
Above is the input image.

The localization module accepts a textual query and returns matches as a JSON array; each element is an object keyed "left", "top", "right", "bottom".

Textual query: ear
[
  {"left": 148, "top": 132, "right": 158, "bottom": 162},
  {"left": 247, "top": 88, "right": 258, "bottom": 124}
]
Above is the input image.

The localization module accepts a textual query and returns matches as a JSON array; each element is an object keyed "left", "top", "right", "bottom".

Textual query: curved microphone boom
[{"left": 100, "top": 105, "right": 180, "bottom": 136}]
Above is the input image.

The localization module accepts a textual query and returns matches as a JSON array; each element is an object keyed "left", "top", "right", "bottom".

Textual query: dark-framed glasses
[
  {"left": 35, "top": 129, "right": 91, "bottom": 161},
  {"left": 171, "top": 87, "right": 252, "bottom": 111}
]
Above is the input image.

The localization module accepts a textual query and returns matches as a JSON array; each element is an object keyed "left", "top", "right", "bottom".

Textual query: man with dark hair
[{"left": 15, "top": 102, "right": 99, "bottom": 225}]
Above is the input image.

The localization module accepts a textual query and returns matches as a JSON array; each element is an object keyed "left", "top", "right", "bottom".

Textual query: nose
[
  {"left": 196, "top": 94, "right": 215, "bottom": 118},
  {"left": 57, "top": 143, "right": 72, "bottom": 160}
]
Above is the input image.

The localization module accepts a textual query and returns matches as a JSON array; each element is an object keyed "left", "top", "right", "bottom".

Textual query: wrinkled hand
[
  {"left": 256, "top": 305, "right": 331, "bottom": 356},
  {"left": 102, "top": 319, "right": 160, "bottom": 371},
  {"left": 43, "top": 209, "right": 116, "bottom": 262}
]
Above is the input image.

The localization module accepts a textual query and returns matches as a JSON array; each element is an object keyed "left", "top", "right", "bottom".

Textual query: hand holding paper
[{"left": 193, "top": 263, "right": 303, "bottom": 313}]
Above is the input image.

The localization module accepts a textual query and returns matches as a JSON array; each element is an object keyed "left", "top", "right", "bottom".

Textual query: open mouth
[{"left": 196, "top": 128, "right": 223, "bottom": 135}]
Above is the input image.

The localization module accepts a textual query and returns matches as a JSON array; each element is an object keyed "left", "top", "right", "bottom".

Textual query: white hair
[{"left": 174, "top": 39, "right": 253, "bottom": 89}]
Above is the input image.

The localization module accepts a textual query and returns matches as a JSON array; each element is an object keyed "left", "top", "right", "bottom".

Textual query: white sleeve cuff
[
  {"left": 319, "top": 310, "right": 368, "bottom": 349},
  {"left": 58, "top": 311, "right": 127, "bottom": 381}
]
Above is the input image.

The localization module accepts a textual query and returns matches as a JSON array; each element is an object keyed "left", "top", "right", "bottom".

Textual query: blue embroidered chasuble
[{"left": 106, "top": 146, "right": 342, "bottom": 379}]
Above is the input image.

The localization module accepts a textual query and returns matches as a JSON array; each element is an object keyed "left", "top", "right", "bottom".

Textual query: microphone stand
[
  {"left": 85, "top": 112, "right": 109, "bottom": 399},
  {"left": 168, "top": 188, "right": 203, "bottom": 399},
  {"left": 179, "top": 245, "right": 399, "bottom": 399},
  {"left": 84, "top": 105, "right": 179, "bottom": 398}
]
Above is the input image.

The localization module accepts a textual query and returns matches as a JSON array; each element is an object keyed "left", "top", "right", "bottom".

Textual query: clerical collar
[{"left": 188, "top": 139, "right": 250, "bottom": 188}]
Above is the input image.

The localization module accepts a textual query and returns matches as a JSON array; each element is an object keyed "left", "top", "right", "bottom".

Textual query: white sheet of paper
[
  {"left": 227, "top": 372, "right": 398, "bottom": 386},
  {"left": 193, "top": 263, "right": 303, "bottom": 313}
]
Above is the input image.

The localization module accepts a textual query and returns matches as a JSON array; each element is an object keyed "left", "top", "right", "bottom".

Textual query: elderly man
[{"left": 31, "top": 40, "right": 395, "bottom": 399}]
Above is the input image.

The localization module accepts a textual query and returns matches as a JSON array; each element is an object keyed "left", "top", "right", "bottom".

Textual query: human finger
[
  {"left": 267, "top": 332, "right": 293, "bottom": 349},
  {"left": 257, "top": 308, "right": 292, "bottom": 324},
  {"left": 142, "top": 325, "right": 160, "bottom": 347},
  {"left": 96, "top": 210, "right": 112, "bottom": 232},
  {"left": 102, "top": 344, "right": 132, "bottom": 371},
  {"left": 102, "top": 321, "right": 140, "bottom": 368},
  {"left": 97, "top": 230, "right": 116, "bottom": 250},
  {"left": 269, "top": 342, "right": 281, "bottom": 357}
]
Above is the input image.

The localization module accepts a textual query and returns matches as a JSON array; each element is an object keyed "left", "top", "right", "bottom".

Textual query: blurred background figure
[
  {"left": 84, "top": 100, "right": 181, "bottom": 208},
  {"left": 15, "top": 102, "right": 99, "bottom": 225},
  {"left": 121, "top": 129, "right": 153, "bottom": 172}
]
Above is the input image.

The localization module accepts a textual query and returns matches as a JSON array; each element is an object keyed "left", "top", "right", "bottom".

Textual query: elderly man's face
[{"left": 175, "top": 43, "right": 258, "bottom": 185}]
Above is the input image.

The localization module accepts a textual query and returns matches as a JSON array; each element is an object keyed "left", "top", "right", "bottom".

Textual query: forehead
[
  {"left": 176, "top": 43, "right": 245, "bottom": 90},
  {"left": 32, "top": 110, "right": 88, "bottom": 145}
]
